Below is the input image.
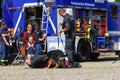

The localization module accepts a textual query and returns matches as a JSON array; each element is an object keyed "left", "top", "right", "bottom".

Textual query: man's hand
[
  {"left": 59, "top": 23, "right": 63, "bottom": 26},
  {"left": 2, "top": 34, "right": 6, "bottom": 37},
  {"left": 59, "top": 30, "right": 63, "bottom": 34},
  {"left": 5, "top": 42, "right": 9, "bottom": 46},
  {"left": 2, "top": 33, "right": 10, "bottom": 37}
]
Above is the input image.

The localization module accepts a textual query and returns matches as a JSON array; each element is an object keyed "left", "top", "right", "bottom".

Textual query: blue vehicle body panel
[
  {"left": 56, "top": 0, "right": 107, "bottom": 8},
  {"left": 2, "top": 0, "right": 13, "bottom": 28},
  {"left": 2, "top": 0, "right": 120, "bottom": 51},
  {"left": 12, "top": 0, "right": 57, "bottom": 35},
  {"left": 2, "top": 0, "right": 108, "bottom": 35},
  {"left": 107, "top": 2, "right": 120, "bottom": 42},
  {"left": 108, "top": 2, "right": 120, "bottom": 31}
]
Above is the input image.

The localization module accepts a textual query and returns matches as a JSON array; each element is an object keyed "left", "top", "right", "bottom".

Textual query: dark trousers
[
  {"left": 35, "top": 43, "right": 41, "bottom": 55},
  {"left": 0, "top": 42, "right": 8, "bottom": 64},
  {"left": 65, "top": 37, "right": 75, "bottom": 63}
]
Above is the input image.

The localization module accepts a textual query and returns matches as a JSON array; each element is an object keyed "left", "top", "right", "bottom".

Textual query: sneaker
[
  {"left": 68, "top": 64, "right": 73, "bottom": 68},
  {"left": 25, "top": 66, "right": 32, "bottom": 69},
  {"left": 68, "top": 63, "right": 74, "bottom": 68},
  {"left": 68, "top": 62, "right": 82, "bottom": 68},
  {"left": 72, "top": 62, "right": 82, "bottom": 68}
]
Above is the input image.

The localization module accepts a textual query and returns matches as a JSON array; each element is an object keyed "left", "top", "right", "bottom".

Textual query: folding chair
[{"left": 11, "top": 41, "right": 24, "bottom": 65}]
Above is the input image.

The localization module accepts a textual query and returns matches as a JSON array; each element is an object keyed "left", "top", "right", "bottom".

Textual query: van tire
[{"left": 77, "top": 38, "right": 90, "bottom": 61}]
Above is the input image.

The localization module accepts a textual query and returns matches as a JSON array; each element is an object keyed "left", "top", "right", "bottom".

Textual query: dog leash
[
  {"left": 59, "top": 33, "right": 65, "bottom": 49},
  {"left": 58, "top": 33, "right": 67, "bottom": 55},
  {"left": 57, "top": 33, "right": 60, "bottom": 49},
  {"left": 57, "top": 33, "right": 65, "bottom": 48}
]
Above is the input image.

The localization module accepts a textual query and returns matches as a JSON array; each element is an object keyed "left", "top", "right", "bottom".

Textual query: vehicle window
[{"left": 110, "top": 5, "right": 118, "bottom": 19}]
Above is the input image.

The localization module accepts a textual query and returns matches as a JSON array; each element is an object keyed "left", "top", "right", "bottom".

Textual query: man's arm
[
  {"left": 59, "top": 16, "right": 71, "bottom": 33},
  {"left": 2, "top": 33, "right": 10, "bottom": 37},
  {"left": 2, "top": 37, "right": 9, "bottom": 46},
  {"left": 1, "top": 31, "right": 10, "bottom": 46},
  {"left": 39, "top": 34, "right": 47, "bottom": 41},
  {"left": 59, "top": 28, "right": 69, "bottom": 33}
]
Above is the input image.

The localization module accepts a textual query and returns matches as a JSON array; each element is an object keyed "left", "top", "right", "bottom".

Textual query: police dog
[
  {"left": 45, "top": 50, "right": 66, "bottom": 68},
  {"left": 25, "top": 50, "right": 66, "bottom": 68}
]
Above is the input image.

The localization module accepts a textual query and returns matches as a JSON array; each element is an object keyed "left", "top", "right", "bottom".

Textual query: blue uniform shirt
[{"left": 0, "top": 27, "right": 9, "bottom": 42}]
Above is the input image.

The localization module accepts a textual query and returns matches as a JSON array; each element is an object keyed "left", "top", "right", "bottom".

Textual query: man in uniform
[
  {"left": 0, "top": 22, "right": 10, "bottom": 65},
  {"left": 59, "top": 8, "right": 75, "bottom": 68}
]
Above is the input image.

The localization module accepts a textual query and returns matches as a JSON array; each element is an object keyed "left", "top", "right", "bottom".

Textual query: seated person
[
  {"left": 25, "top": 36, "right": 35, "bottom": 68},
  {"left": 23, "top": 23, "right": 36, "bottom": 59},
  {"left": 26, "top": 36, "right": 35, "bottom": 58},
  {"left": 34, "top": 24, "right": 46, "bottom": 55}
]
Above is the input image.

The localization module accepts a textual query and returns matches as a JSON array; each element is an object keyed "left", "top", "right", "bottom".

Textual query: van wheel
[
  {"left": 90, "top": 52, "right": 99, "bottom": 61},
  {"left": 77, "top": 38, "right": 90, "bottom": 61}
]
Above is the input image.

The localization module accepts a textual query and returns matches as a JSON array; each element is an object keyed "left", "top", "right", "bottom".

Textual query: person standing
[
  {"left": 34, "top": 24, "right": 46, "bottom": 55},
  {"left": 59, "top": 8, "right": 75, "bottom": 68},
  {"left": 0, "top": 22, "right": 10, "bottom": 65},
  {"left": 15, "top": 27, "right": 23, "bottom": 49}
]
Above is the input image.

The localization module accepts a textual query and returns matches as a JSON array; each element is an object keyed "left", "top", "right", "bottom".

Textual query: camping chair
[{"left": 11, "top": 41, "right": 24, "bottom": 65}]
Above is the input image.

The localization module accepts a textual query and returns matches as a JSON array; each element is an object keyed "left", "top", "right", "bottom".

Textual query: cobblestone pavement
[{"left": 0, "top": 53, "right": 120, "bottom": 80}]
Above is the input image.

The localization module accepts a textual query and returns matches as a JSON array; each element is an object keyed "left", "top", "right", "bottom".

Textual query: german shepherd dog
[{"left": 27, "top": 50, "right": 66, "bottom": 68}]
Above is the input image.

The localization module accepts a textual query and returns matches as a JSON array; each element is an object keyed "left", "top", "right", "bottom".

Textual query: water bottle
[
  {"left": 9, "top": 39, "right": 12, "bottom": 46},
  {"left": 9, "top": 35, "right": 12, "bottom": 46}
]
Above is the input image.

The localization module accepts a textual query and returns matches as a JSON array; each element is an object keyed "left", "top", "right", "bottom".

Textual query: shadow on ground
[{"left": 87, "top": 57, "right": 120, "bottom": 63}]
